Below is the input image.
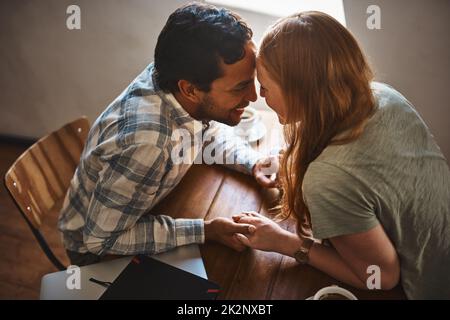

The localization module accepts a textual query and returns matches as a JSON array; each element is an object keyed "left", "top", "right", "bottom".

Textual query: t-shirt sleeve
[{"left": 303, "top": 161, "right": 380, "bottom": 240}]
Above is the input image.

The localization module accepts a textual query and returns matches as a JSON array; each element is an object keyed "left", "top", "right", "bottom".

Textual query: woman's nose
[{"left": 259, "top": 87, "right": 265, "bottom": 98}]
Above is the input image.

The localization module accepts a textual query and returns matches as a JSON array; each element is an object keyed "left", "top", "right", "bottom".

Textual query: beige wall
[
  {"left": 343, "top": 0, "right": 450, "bottom": 160},
  {"left": 0, "top": 0, "right": 189, "bottom": 138},
  {"left": 1, "top": 0, "right": 449, "bottom": 161},
  {"left": 0, "top": 0, "right": 277, "bottom": 141}
]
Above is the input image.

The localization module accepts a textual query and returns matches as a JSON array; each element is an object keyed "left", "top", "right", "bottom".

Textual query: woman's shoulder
[
  {"left": 370, "top": 81, "right": 401, "bottom": 97},
  {"left": 370, "top": 81, "right": 416, "bottom": 113}
]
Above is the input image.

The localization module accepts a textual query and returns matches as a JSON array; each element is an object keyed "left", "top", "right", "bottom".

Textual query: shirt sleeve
[
  {"left": 303, "top": 161, "right": 380, "bottom": 240},
  {"left": 83, "top": 143, "right": 204, "bottom": 256},
  {"left": 202, "top": 121, "right": 263, "bottom": 174}
]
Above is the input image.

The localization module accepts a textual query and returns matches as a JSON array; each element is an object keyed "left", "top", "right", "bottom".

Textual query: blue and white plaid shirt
[{"left": 58, "top": 63, "right": 262, "bottom": 256}]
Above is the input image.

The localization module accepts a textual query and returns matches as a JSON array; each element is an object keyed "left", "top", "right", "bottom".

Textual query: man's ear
[{"left": 177, "top": 80, "right": 203, "bottom": 104}]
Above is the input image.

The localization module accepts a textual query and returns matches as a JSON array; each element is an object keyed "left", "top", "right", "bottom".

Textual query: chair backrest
[
  {"left": 4, "top": 117, "right": 90, "bottom": 270},
  {"left": 4, "top": 117, "right": 90, "bottom": 229}
]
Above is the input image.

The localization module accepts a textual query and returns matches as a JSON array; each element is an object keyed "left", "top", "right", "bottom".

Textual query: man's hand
[
  {"left": 204, "top": 217, "right": 256, "bottom": 252},
  {"left": 252, "top": 155, "right": 280, "bottom": 188},
  {"left": 232, "top": 211, "right": 292, "bottom": 253}
]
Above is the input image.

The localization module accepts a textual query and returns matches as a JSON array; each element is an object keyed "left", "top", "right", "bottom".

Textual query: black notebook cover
[{"left": 99, "top": 255, "right": 220, "bottom": 300}]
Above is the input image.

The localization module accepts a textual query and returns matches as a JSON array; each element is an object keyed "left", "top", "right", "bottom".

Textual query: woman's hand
[
  {"left": 232, "top": 211, "right": 292, "bottom": 253},
  {"left": 252, "top": 155, "right": 280, "bottom": 188},
  {"left": 204, "top": 217, "right": 256, "bottom": 252}
]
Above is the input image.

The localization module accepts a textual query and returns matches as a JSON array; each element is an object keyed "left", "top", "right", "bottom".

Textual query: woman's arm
[{"left": 234, "top": 212, "right": 400, "bottom": 290}]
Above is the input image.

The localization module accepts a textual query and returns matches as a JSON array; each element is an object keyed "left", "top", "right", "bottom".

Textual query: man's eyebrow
[{"left": 230, "top": 78, "right": 254, "bottom": 90}]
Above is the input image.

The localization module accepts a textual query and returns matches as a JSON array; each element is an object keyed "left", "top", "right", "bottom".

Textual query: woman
[{"left": 235, "top": 11, "right": 450, "bottom": 299}]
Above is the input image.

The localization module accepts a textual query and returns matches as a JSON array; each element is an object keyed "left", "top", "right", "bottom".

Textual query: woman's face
[{"left": 256, "top": 59, "right": 287, "bottom": 124}]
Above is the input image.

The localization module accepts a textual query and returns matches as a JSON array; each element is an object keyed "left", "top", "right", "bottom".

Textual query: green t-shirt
[{"left": 303, "top": 82, "right": 450, "bottom": 299}]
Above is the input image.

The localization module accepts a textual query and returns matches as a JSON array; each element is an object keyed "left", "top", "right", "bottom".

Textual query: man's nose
[{"left": 245, "top": 81, "right": 258, "bottom": 102}]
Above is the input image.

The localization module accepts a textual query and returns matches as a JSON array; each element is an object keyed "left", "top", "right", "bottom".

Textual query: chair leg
[
  {"left": 18, "top": 209, "right": 66, "bottom": 271},
  {"left": 28, "top": 222, "right": 66, "bottom": 271},
  {"left": 5, "top": 180, "right": 67, "bottom": 271}
]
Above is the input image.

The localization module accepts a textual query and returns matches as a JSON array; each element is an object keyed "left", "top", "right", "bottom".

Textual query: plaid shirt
[{"left": 58, "top": 63, "right": 262, "bottom": 256}]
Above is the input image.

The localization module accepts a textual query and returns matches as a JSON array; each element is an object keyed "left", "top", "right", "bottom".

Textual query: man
[{"left": 58, "top": 2, "right": 277, "bottom": 266}]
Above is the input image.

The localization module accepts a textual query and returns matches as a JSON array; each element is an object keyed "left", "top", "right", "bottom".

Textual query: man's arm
[
  {"left": 83, "top": 142, "right": 256, "bottom": 255},
  {"left": 202, "top": 121, "right": 262, "bottom": 174},
  {"left": 83, "top": 143, "right": 204, "bottom": 256}
]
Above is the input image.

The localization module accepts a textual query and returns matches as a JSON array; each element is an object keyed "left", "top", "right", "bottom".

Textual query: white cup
[
  {"left": 312, "top": 285, "right": 358, "bottom": 300},
  {"left": 235, "top": 106, "right": 258, "bottom": 135}
]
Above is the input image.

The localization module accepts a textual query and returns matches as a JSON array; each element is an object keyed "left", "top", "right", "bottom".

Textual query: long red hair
[{"left": 258, "top": 11, "right": 376, "bottom": 236}]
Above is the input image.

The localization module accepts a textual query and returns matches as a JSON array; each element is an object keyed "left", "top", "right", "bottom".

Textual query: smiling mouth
[{"left": 233, "top": 104, "right": 249, "bottom": 112}]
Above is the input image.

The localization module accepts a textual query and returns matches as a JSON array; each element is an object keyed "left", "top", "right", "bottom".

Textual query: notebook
[{"left": 99, "top": 255, "right": 220, "bottom": 300}]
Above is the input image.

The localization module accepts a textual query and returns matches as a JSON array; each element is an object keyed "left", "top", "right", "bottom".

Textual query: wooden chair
[{"left": 4, "top": 117, "right": 90, "bottom": 270}]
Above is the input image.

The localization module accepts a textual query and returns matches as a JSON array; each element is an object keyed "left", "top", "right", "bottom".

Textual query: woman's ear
[{"left": 177, "top": 80, "right": 203, "bottom": 104}]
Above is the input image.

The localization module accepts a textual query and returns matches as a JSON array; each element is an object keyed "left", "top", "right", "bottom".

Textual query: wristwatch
[{"left": 293, "top": 237, "right": 314, "bottom": 265}]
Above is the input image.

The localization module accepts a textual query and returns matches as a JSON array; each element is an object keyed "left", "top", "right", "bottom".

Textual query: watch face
[{"left": 294, "top": 249, "right": 308, "bottom": 264}]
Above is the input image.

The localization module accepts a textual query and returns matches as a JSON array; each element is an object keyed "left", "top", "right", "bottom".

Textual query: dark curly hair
[{"left": 154, "top": 2, "right": 253, "bottom": 93}]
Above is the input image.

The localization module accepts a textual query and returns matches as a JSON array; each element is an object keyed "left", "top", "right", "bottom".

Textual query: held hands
[
  {"left": 205, "top": 213, "right": 295, "bottom": 255},
  {"left": 204, "top": 217, "right": 256, "bottom": 252},
  {"left": 231, "top": 211, "right": 290, "bottom": 253}
]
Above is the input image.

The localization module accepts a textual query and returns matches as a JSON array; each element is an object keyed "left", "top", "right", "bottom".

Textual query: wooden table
[{"left": 152, "top": 110, "right": 406, "bottom": 300}]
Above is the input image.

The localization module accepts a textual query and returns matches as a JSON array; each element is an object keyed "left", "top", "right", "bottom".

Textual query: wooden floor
[{"left": 0, "top": 140, "right": 69, "bottom": 299}]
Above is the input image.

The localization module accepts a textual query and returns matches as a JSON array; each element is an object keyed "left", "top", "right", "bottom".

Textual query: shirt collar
[{"left": 164, "top": 92, "right": 200, "bottom": 127}]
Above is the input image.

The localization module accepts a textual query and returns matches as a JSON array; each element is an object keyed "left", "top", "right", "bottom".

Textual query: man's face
[{"left": 196, "top": 42, "right": 257, "bottom": 126}]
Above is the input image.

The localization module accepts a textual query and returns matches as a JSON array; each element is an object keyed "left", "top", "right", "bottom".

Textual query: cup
[
  {"left": 235, "top": 106, "right": 258, "bottom": 135},
  {"left": 312, "top": 285, "right": 358, "bottom": 300}
]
